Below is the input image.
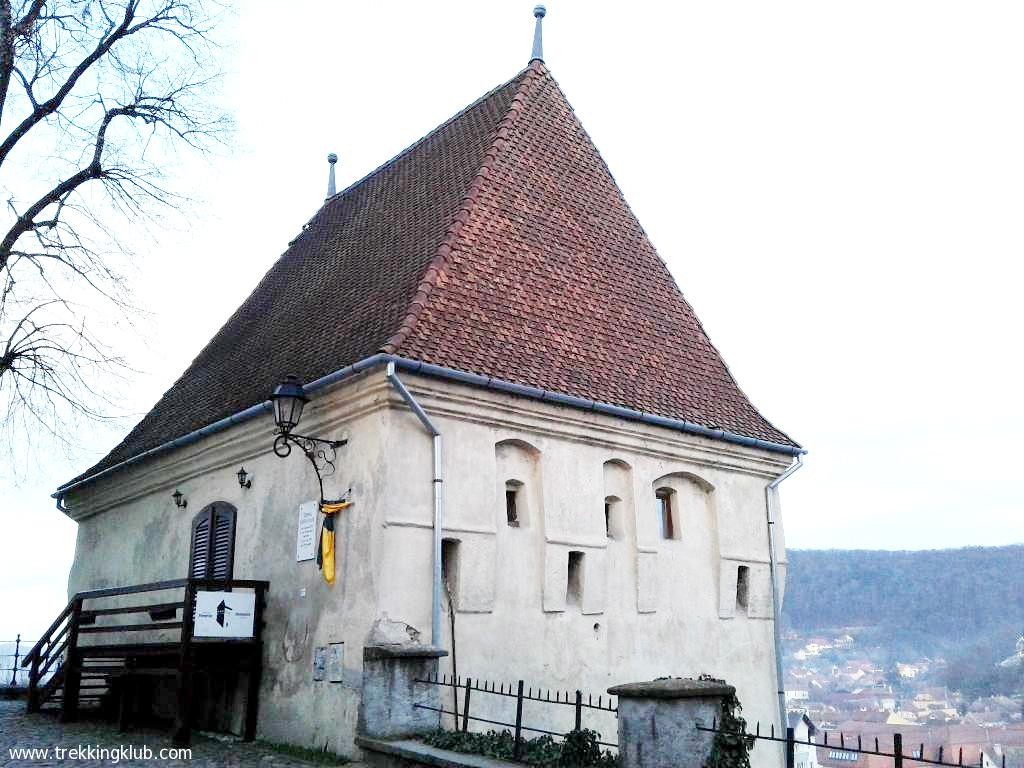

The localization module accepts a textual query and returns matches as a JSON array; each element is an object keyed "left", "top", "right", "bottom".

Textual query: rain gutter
[
  {"left": 385, "top": 361, "right": 444, "bottom": 647},
  {"left": 765, "top": 455, "right": 804, "bottom": 731}
]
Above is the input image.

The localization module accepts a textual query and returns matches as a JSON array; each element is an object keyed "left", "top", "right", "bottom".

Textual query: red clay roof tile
[{"left": 67, "top": 61, "right": 796, "bottom": 489}]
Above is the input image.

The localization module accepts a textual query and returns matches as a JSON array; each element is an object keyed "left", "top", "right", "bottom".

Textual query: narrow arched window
[{"left": 189, "top": 502, "right": 237, "bottom": 580}]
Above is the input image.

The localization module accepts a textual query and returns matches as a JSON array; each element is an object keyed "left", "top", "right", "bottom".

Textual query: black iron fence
[
  {"left": 699, "top": 719, "right": 1009, "bottom": 768},
  {"left": 414, "top": 673, "right": 618, "bottom": 761},
  {"left": 1, "top": 635, "right": 39, "bottom": 688}
]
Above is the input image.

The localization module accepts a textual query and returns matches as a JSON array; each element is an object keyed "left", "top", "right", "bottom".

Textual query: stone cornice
[{"left": 65, "top": 369, "right": 793, "bottom": 520}]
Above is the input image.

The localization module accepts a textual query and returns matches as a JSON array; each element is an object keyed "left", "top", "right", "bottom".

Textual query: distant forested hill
[{"left": 782, "top": 545, "right": 1024, "bottom": 654}]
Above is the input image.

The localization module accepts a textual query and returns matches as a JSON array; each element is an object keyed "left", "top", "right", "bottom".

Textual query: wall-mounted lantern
[
  {"left": 269, "top": 375, "right": 347, "bottom": 502},
  {"left": 236, "top": 466, "right": 252, "bottom": 489},
  {"left": 172, "top": 489, "right": 187, "bottom": 509}
]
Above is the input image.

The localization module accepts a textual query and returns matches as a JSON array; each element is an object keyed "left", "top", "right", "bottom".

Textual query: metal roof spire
[
  {"left": 326, "top": 153, "right": 338, "bottom": 197},
  {"left": 531, "top": 5, "right": 546, "bottom": 62}
]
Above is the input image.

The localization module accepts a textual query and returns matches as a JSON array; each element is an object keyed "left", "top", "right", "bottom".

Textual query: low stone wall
[{"left": 358, "top": 644, "right": 447, "bottom": 741}]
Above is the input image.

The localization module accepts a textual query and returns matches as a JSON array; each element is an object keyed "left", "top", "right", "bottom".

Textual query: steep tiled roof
[{"left": 66, "top": 62, "right": 797, "bottom": 489}]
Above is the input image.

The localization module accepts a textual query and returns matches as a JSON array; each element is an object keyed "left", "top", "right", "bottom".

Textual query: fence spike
[
  {"left": 756, "top": 721, "right": 760, "bottom": 737},
  {"left": 858, "top": 735, "right": 862, "bottom": 750},
  {"left": 589, "top": 693, "right": 592, "bottom": 705},
  {"left": 959, "top": 746, "right": 963, "bottom": 765},
  {"left": 840, "top": 732, "right": 845, "bottom": 748},
  {"left": 939, "top": 746, "right": 944, "bottom": 762},
  {"left": 771, "top": 723, "right": 775, "bottom": 739}
]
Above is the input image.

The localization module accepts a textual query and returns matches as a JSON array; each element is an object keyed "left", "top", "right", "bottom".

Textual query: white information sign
[
  {"left": 194, "top": 591, "right": 255, "bottom": 638},
  {"left": 296, "top": 501, "right": 318, "bottom": 562}
]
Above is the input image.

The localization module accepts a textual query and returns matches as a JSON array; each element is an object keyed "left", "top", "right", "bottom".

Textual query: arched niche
[
  {"left": 495, "top": 438, "right": 542, "bottom": 529},
  {"left": 602, "top": 459, "right": 633, "bottom": 541},
  {"left": 650, "top": 471, "right": 715, "bottom": 541}
]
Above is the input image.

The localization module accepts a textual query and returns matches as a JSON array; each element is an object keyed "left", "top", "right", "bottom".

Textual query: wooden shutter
[
  {"left": 189, "top": 503, "right": 237, "bottom": 580},
  {"left": 190, "top": 513, "right": 211, "bottom": 578}
]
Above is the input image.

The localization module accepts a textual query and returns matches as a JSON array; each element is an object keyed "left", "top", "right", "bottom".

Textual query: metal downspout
[
  {"left": 385, "top": 362, "right": 444, "bottom": 647},
  {"left": 766, "top": 455, "right": 803, "bottom": 731}
]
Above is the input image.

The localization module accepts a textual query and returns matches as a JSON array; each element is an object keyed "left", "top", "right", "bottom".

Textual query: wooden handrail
[
  {"left": 22, "top": 603, "right": 73, "bottom": 667},
  {"left": 75, "top": 578, "right": 190, "bottom": 601},
  {"left": 190, "top": 579, "right": 270, "bottom": 590},
  {"left": 81, "top": 601, "right": 184, "bottom": 619},
  {"left": 78, "top": 622, "right": 184, "bottom": 634}
]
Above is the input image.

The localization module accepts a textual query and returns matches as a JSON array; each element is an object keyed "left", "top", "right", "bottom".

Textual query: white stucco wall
[{"left": 62, "top": 368, "right": 793, "bottom": 763}]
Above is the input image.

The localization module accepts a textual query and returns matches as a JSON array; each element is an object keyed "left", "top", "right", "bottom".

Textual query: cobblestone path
[{"left": 0, "top": 700, "right": 356, "bottom": 767}]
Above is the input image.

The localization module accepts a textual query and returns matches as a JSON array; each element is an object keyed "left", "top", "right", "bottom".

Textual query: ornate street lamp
[
  {"left": 269, "top": 375, "right": 308, "bottom": 434},
  {"left": 269, "top": 375, "right": 347, "bottom": 502}
]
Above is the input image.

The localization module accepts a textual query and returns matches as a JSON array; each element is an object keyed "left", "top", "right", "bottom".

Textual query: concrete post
[
  {"left": 608, "top": 677, "right": 735, "bottom": 768},
  {"left": 358, "top": 644, "right": 447, "bottom": 740}
]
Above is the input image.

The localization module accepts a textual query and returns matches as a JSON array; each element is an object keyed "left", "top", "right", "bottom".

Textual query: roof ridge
[{"left": 382, "top": 60, "right": 548, "bottom": 354}]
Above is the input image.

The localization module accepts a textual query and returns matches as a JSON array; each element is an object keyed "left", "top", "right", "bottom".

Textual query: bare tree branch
[{"left": 0, "top": 0, "right": 228, "bottom": 465}]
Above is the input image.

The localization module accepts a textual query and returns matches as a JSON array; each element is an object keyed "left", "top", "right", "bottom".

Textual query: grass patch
[{"left": 255, "top": 739, "right": 349, "bottom": 765}]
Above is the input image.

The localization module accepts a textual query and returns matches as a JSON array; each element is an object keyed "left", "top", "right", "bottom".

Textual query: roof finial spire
[
  {"left": 326, "top": 152, "right": 338, "bottom": 197},
  {"left": 531, "top": 5, "right": 546, "bottom": 62}
]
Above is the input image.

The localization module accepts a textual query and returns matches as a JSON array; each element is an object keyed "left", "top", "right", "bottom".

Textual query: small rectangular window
[
  {"left": 442, "top": 539, "right": 460, "bottom": 608},
  {"left": 566, "top": 551, "right": 584, "bottom": 608},
  {"left": 506, "top": 489, "right": 519, "bottom": 526},
  {"left": 736, "top": 565, "right": 750, "bottom": 612},
  {"left": 505, "top": 480, "right": 524, "bottom": 527},
  {"left": 604, "top": 495, "right": 622, "bottom": 540},
  {"left": 656, "top": 489, "right": 675, "bottom": 540}
]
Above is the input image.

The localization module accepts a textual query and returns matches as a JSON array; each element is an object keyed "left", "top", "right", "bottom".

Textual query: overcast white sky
[{"left": 2, "top": 1, "right": 1023, "bottom": 639}]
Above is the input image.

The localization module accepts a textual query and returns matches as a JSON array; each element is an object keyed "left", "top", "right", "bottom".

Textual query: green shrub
[
  {"left": 700, "top": 675, "right": 754, "bottom": 768},
  {"left": 421, "top": 727, "right": 618, "bottom": 767}
]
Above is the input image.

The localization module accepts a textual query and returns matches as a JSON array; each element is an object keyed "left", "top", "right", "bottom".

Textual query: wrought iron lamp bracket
[{"left": 273, "top": 431, "right": 348, "bottom": 501}]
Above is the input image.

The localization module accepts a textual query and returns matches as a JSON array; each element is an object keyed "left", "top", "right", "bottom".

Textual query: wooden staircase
[{"left": 22, "top": 578, "right": 268, "bottom": 744}]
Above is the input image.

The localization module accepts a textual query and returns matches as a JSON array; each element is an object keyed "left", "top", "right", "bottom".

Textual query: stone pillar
[
  {"left": 358, "top": 644, "right": 447, "bottom": 739},
  {"left": 608, "top": 677, "right": 735, "bottom": 768}
]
